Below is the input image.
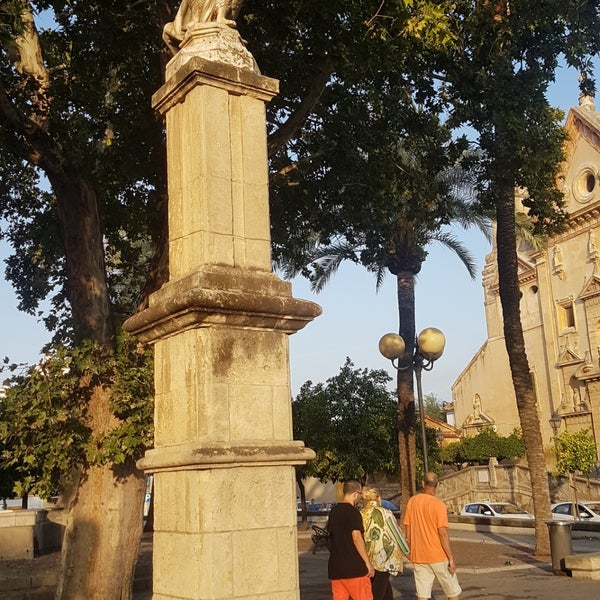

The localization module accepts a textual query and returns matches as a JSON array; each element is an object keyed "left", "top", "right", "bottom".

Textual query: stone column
[{"left": 124, "top": 26, "right": 321, "bottom": 600}]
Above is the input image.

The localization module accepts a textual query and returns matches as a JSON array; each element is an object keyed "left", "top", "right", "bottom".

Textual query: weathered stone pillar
[{"left": 124, "top": 25, "right": 320, "bottom": 600}]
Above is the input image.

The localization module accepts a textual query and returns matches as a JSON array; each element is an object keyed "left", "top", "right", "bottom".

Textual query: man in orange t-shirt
[{"left": 403, "top": 472, "right": 461, "bottom": 600}]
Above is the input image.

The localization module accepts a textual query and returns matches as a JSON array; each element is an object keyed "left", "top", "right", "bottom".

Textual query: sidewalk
[
  {"left": 298, "top": 528, "right": 600, "bottom": 600},
  {"left": 3, "top": 528, "right": 600, "bottom": 599}
]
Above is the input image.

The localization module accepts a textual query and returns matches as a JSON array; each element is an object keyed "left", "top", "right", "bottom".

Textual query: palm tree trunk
[
  {"left": 396, "top": 271, "right": 418, "bottom": 512},
  {"left": 496, "top": 187, "right": 551, "bottom": 556}
]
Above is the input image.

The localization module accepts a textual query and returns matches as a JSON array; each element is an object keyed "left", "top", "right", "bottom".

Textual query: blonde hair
[{"left": 362, "top": 487, "right": 380, "bottom": 504}]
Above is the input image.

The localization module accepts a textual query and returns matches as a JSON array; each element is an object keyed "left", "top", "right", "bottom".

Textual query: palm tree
[{"left": 281, "top": 164, "right": 492, "bottom": 509}]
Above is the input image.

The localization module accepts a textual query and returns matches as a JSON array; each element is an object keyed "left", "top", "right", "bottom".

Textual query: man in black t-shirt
[{"left": 326, "top": 480, "right": 375, "bottom": 600}]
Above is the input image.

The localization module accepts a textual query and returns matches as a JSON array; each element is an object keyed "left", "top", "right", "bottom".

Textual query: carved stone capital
[{"left": 166, "top": 24, "right": 258, "bottom": 80}]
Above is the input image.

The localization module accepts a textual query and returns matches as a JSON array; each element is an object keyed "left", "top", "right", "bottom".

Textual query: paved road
[{"left": 297, "top": 527, "right": 600, "bottom": 600}]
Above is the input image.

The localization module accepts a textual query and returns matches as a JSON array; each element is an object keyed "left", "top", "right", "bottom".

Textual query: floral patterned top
[{"left": 361, "top": 501, "right": 405, "bottom": 575}]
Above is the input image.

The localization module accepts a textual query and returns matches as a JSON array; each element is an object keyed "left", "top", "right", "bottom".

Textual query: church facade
[{"left": 451, "top": 102, "right": 600, "bottom": 465}]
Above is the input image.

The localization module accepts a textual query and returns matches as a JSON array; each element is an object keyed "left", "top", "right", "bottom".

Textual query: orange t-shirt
[{"left": 403, "top": 492, "right": 449, "bottom": 564}]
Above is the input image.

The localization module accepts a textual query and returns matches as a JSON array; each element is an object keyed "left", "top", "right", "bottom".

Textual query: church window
[
  {"left": 586, "top": 172, "right": 596, "bottom": 193},
  {"left": 557, "top": 301, "right": 575, "bottom": 331},
  {"left": 573, "top": 165, "right": 598, "bottom": 203}
]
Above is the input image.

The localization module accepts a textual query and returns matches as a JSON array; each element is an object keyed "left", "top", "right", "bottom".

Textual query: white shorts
[{"left": 413, "top": 561, "right": 462, "bottom": 598}]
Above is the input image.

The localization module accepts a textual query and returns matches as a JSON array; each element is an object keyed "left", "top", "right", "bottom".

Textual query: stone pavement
[
  {"left": 300, "top": 550, "right": 600, "bottom": 600},
  {"left": 297, "top": 528, "right": 600, "bottom": 600},
  {"left": 3, "top": 528, "right": 600, "bottom": 599}
]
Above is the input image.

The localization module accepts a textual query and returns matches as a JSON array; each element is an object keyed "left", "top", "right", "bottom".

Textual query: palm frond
[
  {"left": 309, "top": 240, "right": 361, "bottom": 293},
  {"left": 515, "top": 211, "right": 547, "bottom": 251},
  {"left": 431, "top": 231, "right": 478, "bottom": 279},
  {"left": 365, "top": 262, "right": 388, "bottom": 291},
  {"left": 447, "top": 202, "right": 493, "bottom": 244}
]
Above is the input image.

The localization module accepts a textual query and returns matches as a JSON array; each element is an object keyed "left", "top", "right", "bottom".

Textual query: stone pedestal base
[{"left": 151, "top": 466, "right": 300, "bottom": 600}]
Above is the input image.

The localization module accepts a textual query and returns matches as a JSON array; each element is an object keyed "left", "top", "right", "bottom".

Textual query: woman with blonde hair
[{"left": 361, "top": 487, "right": 407, "bottom": 600}]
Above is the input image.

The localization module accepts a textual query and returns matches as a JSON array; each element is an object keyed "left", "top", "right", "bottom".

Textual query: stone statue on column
[{"left": 163, "top": 0, "right": 244, "bottom": 55}]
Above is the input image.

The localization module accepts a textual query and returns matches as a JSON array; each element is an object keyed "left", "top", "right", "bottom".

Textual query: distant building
[
  {"left": 424, "top": 414, "right": 461, "bottom": 446},
  {"left": 452, "top": 100, "right": 600, "bottom": 467}
]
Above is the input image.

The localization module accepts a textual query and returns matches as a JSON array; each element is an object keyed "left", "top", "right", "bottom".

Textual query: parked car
[
  {"left": 460, "top": 501, "right": 534, "bottom": 519},
  {"left": 551, "top": 501, "right": 600, "bottom": 522}
]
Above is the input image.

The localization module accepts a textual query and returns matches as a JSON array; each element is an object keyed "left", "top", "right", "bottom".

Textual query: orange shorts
[{"left": 331, "top": 576, "right": 374, "bottom": 600}]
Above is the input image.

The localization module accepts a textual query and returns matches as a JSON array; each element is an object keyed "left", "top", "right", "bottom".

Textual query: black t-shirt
[{"left": 326, "top": 502, "right": 368, "bottom": 580}]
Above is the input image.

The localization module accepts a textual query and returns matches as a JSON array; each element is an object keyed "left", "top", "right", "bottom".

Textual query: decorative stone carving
[
  {"left": 588, "top": 229, "right": 600, "bottom": 270},
  {"left": 163, "top": 0, "right": 243, "bottom": 54},
  {"left": 473, "top": 395, "right": 482, "bottom": 419},
  {"left": 556, "top": 341, "right": 583, "bottom": 367},
  {"left": 164, "top": 25, "right": 259, "bottom": 78},
  {"left": 552, "top": 245, "right": 565, "bottom": 280},
  {"left": 578, "top": 274, "right": 600, "bottom": 300},
  {"left": 588, "top": 229, "right": 598, "bottom": 254},
  {"left": 461, "top": 394, "right": 495, "bottom": 434}
]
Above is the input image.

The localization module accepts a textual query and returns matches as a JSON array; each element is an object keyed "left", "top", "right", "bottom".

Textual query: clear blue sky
[{"left": 0, "top": 58, "right": 598, "bottom": 400}]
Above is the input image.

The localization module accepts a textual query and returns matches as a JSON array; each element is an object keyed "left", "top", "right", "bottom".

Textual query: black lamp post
[{"left": 378, "top": 327, "right": 446, "bottom": 473}]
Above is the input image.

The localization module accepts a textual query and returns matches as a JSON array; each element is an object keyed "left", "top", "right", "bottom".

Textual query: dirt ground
[{"left": 2, "top": 532, "right": 153, "bottom": 600}]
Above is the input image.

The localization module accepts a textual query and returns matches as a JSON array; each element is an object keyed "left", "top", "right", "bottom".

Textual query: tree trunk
[
  {"left": 57, "top": 455, "right": 146, "bottom": 599},
  {"left": 4, "top": 6, "right": 152, "bottom": 597},
  {"left": 297, "top": 475, "right": 308, "bottom": 530},
  {"left": 45, "top": 163, "right": 146, "bottom": 600},
  {"left": 395, "top": 270, "right": 418, "bottom": 513},
  {"left": 496, "top": 188, "right": 551, "bottom": 556},
  {"left": 46, "top": 171, "right": 114, "bottom": 344}
]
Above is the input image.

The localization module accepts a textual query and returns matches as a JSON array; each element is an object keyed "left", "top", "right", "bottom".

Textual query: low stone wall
[
  {"left": 0, "top": 509, "right": 38, "bottom": 559},
  {"left": 439, "top": 462, "right": 600, "bottom": 514},
  {"left": 449, "top": 513, "right": 534, "bottom": 535},
  {"left": 439, "top": 463, "right": 533, "bottom": 514},
  {"left": 0, "top": 509, "right": 64, "bottom": 560},
  {"left": 565, "top": 551, "right": 600, "bottom": 580}
]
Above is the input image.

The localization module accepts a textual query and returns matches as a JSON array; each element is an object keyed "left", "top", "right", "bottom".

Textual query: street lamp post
[{"left": 378, "top": 327, "right": 446, "bottom": 474}]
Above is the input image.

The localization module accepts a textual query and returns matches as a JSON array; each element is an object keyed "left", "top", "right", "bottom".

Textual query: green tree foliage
[
  {"left": 0, "top": 2, "right": 167, "bottom": 337},
  {"left": 408, "top": 0, "right": 600, "bottom": 556},
  {"left": 241, "top": 0, "right": 470, "bottom": 270},
  {"left": 0, "top": 1, "right": 461, "bottom": 593},
  {"left": 440, "top": 428, "right": 526, "bottom": 468},
  {"left": 293, "top": 358, "right": 398, "bottom": 483},
  {"left": 414, "top": 423, "right": 443, "bottom": 478},
  {"left": 423, "top": 393, "right": 445, "bottom": 421},
  {"left": 554, "top": 429, "right": 597, "bottom": 476},
  {"left": 0, "top": 333, "right": 153, "bottom": 499},
  {"left": 277, "top": 154, "right": 490, "bottom": 510}
]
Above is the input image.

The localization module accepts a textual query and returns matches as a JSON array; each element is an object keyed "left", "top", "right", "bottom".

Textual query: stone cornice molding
[
  {"left": 153, "top": 54, "right": 279, "bottom": 115},
  {"left": 483, "top": 254, "right": 536, "bottom": 295},
  {"left": 552, "top": 206, "right": 600, "bottom": 243},
  {"left": 138, "top": 441, "right": 316, "bottom": 473},
  {"left": 124, "top": 266, "right": 322, "bottom": 342},
  {"left": 579, "top": 275, "right": 600, "bottom": 300}
]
